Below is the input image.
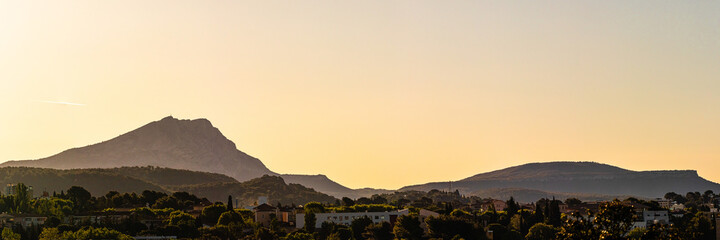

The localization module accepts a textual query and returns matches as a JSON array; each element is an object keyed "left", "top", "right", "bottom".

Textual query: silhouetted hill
[
  {"left": 0, "top": 167, "right": 166, "bottom": 196},
  {"left": 0, "top": 116, "right": 275, "bottom": 182},
  {"left": 176, "top": 175, "right": 338, "bottom": 206},
  {"left": 400, "top": 162, "right": 720, "bottom": 198},
  {"left": 280, "top": 174, "right": 392, "bottom": 199},
  {"left": 0, "top": 166, "right": 339, "bottom": 203}
]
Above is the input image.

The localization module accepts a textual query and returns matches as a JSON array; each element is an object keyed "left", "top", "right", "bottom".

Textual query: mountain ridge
[{"left": 401, "top": 161, "right": 720, "bottom": 198}]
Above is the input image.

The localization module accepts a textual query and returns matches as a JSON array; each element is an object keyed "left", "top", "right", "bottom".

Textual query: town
[{"left": 0, "top": 183, "right": 717, "bottom": 240}]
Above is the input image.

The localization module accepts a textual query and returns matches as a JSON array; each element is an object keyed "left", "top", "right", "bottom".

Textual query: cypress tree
[{"left": 227, "top": 195, "right": 233, "bottom": 211}]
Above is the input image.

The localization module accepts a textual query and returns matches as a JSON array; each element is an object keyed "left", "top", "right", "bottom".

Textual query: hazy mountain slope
[
  {"left": 176, "top": 175, "right": 338, "bottom": 205},
  {"left": 88, "top": 166, "right": 238, "bottom": 187},
  {"left": 0, "top": 116, "right": 275, "bottom": 182},
  {"left": 280, "top": 174, "right": 392, "bottom": 199},
  {"left": 0, "top": 167, "right": 166, "bottom": 196},
  {"left": 400, "top": 162, "right": 720, "bottom": 198},
  {"left": 472, "top": 188, "right": 626, "bottom": 203}
]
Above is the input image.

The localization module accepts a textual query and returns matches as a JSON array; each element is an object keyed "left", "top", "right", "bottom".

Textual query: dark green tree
[
  {"left": 594, "top": 200, "right": 635, "bottom": 240},
  {"left": 350, "top": 216, "right": 373, "bottom": 240},
  {"left": 362, "top": 222, "right": 394, "bottom": 240},
  {"left": 525, "top": 223, "right": 557, "bottom": 240},
  {"left": 227, "top": 195, "right": 233, "bottom": 211},
  {"left": 393, "top": 215, "right": 423, "bottom": 240},
  {"left": 66, "top": 186, "right": 91, "bottom": 213},
  {"left": 304, "top": 212, "right": 316, "bottom": 233}
]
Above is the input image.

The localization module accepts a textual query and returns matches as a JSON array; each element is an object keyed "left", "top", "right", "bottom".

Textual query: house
[
  {"left": 471, "top": 199, "right": 507, "bottom": 212},
  {"left": 418, "top": 209, "right": 440, "bottom": 234},
  {"left": 14, "top": 214, "right": 47, "bottom": 228},
  {"left": 632, "top": 210, "right": 670, "bottom": 228},
  {"left": 0, "top": 213, "right": 14, "bottom": 228},
  {"left": 296, "top": 209, "right": 410, "bottom": 229},
  {"left": 253, "top": 203, "right": 278, "bottom": 227}
]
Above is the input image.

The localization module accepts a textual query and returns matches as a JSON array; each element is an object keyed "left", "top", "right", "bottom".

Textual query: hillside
[
  {"left": 0, "top": 116, "right": 275, "bottom": 182},
  {"left": 0, "top": 166, "right": 339, "bottom": 204},
  {"left": 176, "top": 175, "right": 338, "bottom": 206},
  {"left": 0, "top": 167, "right": 166, "bottom": 196},
  {"left": 400, "top": 162, "right": 720, "bottom": 198},
  {"left": 471, "top": 188, "right": 626, "bottom": 203},
  {"left": 280, "top": 174, "right": 392, "bottom": 199}
]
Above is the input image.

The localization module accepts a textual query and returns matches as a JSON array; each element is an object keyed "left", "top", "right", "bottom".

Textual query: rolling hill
[
  {"left": 400, "top": 162, "right": 720, "bottom": 199},
  {"left": 0, "top": 166, "right": 337, "bottom": 203}
]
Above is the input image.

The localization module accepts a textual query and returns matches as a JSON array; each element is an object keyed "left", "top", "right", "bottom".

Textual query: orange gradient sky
[{"left": 1, "top": 1, "right": 719, "bottom": 189}]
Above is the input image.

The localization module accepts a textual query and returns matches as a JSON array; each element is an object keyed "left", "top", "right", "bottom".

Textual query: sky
[{"left": 1, "top": 1, "right": 719, "bottom": 189}]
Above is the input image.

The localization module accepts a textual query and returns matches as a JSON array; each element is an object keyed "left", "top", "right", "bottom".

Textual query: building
[
  {"left": 253, "top": 203, "right": 278, "bottom": 227},
  {"left": 0, "top": 213, "right": 14, "bottom": 228},
  {"left": 4, "top": 184, "right": 33, "bottom": 198},
  {"left": 296, "top": 209, "right": 409, "bottom": 229},
  {"left": 632, "top": 210, "right": 670, "bottom": 229},
  {"left": 471, "top": 199, "right": 508, "bottom": 212},
  {"left": 655, "top": 198, "right": 674, "bottom": 209}
]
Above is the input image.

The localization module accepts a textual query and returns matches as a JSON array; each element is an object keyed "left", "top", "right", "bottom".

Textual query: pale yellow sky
[{"left": 1, "top": 1, "right": 719, "bottom": 189}]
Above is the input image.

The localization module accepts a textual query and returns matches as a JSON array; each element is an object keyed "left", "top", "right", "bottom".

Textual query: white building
[
  {"left": 296, "top": 209, "right": 410, "bottom": 229},
  {"left": 632, "top": 210, "right": 670, "bottom": 229}
]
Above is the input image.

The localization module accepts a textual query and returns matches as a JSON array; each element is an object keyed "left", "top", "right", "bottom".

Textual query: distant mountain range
[
  {"left": 0, "top": 116, "right": 383, "bottom": 199},
  {"left": 400, "top": 162, "right": 720, "bottom": 199},
  {"left": 2, "top": 117, "right": 719, "bottom": 202}
]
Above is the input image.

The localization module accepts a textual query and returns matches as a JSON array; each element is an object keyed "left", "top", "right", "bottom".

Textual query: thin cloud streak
[{"left": 36, "top": 100, "right": 86, "bottom": 106}]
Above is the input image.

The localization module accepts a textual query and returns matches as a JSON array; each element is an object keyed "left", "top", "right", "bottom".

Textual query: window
[{"left": 374, "top": 216, "right": 379, "bottom": 220}]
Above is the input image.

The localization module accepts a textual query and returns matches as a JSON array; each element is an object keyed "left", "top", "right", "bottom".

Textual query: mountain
[
  {"left": 399, "top": 162, "right": 720, "bottom": 199},
  {"left": 280, "top": 174, "right": 392, "bottom": 199},
  {"left": 0, "top": 166, "right": 337, "bottom": 203},
  {"left": 0, "top": 116, "right": 274, "bottom": 182},
  {"left": 175, "top": 175, "right": 337, "bottom": 206},
  {"left": 0, "top": 116, "right": 387, "bottom": 199}
]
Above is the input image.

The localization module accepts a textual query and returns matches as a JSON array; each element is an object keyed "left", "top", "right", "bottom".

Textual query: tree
[
  {"left": 506, "top": 197, "right": 519, "bottom": 217},
  {"left": 255, "top": 227, "right": 275, "bottom": 240},
  {"left": 304, "top": 212, "right": 316, "bottom": 233},
  {"left": 286, "top": 231, "right": 314, "bottom": 240},
  {"left": 525, "top": 223, "right": 557, "bottom": 240},
  {"left": 38, "top": 228, "right": 61, "bottom": 240},
  {"left": 227, "top": 195, "right": 234, "bottom": 211},
  {"left": 329, "top": 228, "right": 352, "bottom": 240},
  {"left": 426, "top": 215, "right": 482, "bottom": 240},
  {"left": 351, "top": 216, "right": 373, "bottom": 240},
  {"left": 201, "top": 204, "right": 227, "bottom": 226},
  {"left": 61, "top": 227, "right": 134, "bottom": 240},
  {"left": 363, "top": 222, "right": 394, "bottom": 240},
  {"left": 564, "top": 198, "right": 582, "bottom": 205},
  {"left": 217, "top": 211, "right": 243, "bottom": 226},
  {"left": 556, "top": 211, "right": 598, "bottom": 240},
  {"left": 341, "top": 197, "right": 355, "bottom": 206},
  {"left": 546, "top": 198, "right": 562, "bottom": 227},
  {"left": 66, "top": 186, "right": 92, "bottom": 213},
  {"left": 304, "top": 202, "right": 325, "bottom": 213},
  {"left": 594, "top": 200, "right": 635, "bottom": 240},
  {"left": 1, "top": 228, "right": 20, "bottom": 240},
  {"left": 11, "top": 183, "right": 31, "bottom": 213},
  {"left": 393, "top": 215, "right": 423, "bottom": 240}
]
